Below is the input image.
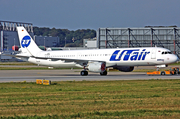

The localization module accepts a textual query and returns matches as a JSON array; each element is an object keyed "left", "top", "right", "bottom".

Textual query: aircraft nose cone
[
  {"left": 176, "top": 56, "right": 179, "bottom": 62},
  {"left": 168, "top": 54, "right": 179, "bottom": 63},
  {"left": 173, "top": 54, "right": 179, "bottom": 63}
]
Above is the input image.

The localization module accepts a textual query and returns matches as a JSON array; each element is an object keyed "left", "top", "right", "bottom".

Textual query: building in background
[
  {"left": 83, "top": 38, "right": 97, "bottom": 48},
  {"left": 34, "top": 36, "right": 59, "bottom": 47},
  {"left": 0, "top": 21, "right": 33, "bottom": 61},
  {"left": 97, "top": 26, "right": 180, "bottom": 58},
  {"left": 0, "top": 21, "right": 33, "bottom": 52}
]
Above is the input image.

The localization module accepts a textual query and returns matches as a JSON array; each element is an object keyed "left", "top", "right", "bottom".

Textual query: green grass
[{"left": 0, "top": 80, "right": 180, "bottom": 118}]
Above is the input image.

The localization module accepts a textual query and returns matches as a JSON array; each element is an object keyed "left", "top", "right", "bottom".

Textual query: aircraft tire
[
  {"left": 80, "top": 71, "right": 88, "bottom": 76},
  {"left": 100, "top": 70, "right": 107, "bottom": 76}
]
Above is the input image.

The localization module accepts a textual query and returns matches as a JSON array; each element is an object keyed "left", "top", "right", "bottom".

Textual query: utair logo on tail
[
  {"left": 110, "top": 49, "right": 150, "bottom": 61},
  {"left": 21, "top": 35, "right": 31, "bottom": 48}
]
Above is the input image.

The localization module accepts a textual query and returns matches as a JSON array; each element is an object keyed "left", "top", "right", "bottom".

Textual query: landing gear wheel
[
  {"left": 100, "top": 70, "right": 107, "bottom": 76},
  {"left": 80, "top": 70, "right": 88, "bottom": 76}
]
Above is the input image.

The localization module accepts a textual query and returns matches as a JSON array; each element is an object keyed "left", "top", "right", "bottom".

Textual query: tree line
[{"left": 33, "top": 27, "right": 96, "bottom": 47}]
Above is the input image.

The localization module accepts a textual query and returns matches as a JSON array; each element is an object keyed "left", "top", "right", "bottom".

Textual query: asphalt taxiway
[{"left": 0, "top": 69, "right": 179, "bottom": 82}]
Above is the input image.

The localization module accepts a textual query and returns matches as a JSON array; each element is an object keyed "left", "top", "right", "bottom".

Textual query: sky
[{"left": 0, "top": 0, "right": 180, "bottom": 30}]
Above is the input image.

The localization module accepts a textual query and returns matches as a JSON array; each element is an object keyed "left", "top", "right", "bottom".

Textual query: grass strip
[
  {"left": 1, "top": 109, "right": 180, "bottom": 119},
  {"left": 0, "top": 80, "right": 180, "bottom": 118}
]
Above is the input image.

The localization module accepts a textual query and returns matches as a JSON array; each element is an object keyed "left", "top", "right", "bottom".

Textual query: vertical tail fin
[{"left": 17, "top": 26, "right": 42, "bottom": 56}]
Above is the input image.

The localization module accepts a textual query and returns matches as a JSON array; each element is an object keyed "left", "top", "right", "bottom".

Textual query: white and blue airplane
[{"left": 15, "top": 26, "right": 179, "bottom": 76}]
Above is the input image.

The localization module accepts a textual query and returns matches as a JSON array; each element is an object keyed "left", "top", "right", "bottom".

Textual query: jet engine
[
  {"left": 88, "top": 62, "right": 106, "bottom": 73},
  {"left": 113, "top": 66, "right": 134, "bottom": 72}
]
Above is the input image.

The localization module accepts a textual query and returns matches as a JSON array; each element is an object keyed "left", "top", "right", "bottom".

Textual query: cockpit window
[
  {"left": 162, "top": 51, "right": 172, "bottom": 54},
  {"left": 168, "top": 52, "right": 172, "bottom": 54}
]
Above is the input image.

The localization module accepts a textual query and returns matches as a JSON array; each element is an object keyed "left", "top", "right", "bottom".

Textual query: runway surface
[{"left": 0, "top": 69, "right": 180, "bottom": 82}]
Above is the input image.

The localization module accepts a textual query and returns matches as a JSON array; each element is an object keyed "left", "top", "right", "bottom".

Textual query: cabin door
[{"left": 151, "top": 48, "right": 156, "bottom": 59}]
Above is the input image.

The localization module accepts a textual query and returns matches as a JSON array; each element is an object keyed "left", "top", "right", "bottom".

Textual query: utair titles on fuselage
[
  {"left": 15, "top": 26, "right": 179, "bottom": 76},
  {"left": 110, "top": 49, "right": 149, "bottom": 61}
]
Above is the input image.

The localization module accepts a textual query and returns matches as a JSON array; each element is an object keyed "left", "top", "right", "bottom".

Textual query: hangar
[
  {"left": 97, "top": 26, "right": 180, "bottom": 58},
  {"left": 0, "top": 21, "right": 33, "bottom": 51}
]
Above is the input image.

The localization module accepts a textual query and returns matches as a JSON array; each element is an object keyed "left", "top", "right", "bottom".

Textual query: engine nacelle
[
  {"left": 88, "top": 62, "right": 106, "bottom": 73},
  {"left": 113, "top": 66, "right": 134, "bottom": 72}
]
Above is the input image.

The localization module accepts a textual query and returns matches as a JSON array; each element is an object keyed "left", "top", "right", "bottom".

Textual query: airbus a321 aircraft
[{"left": 15, "top": 26, "right": 179, "bottom": 76}]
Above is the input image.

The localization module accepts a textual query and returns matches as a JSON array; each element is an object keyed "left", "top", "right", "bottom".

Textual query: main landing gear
[
  {"left": 81, "top": 66, "right": 88, "bottom": 76},
  {"left": 80, "top": 66, "right": 107, "bottom": 76},
  {"left": 80, "top": 70, "right": 107, "bottom": 76},
  {"left": 100, "top": 70, "right": 107, "bottom": 76},
  {"left": 80, "top": 70, "right": 88, "bottom": 76}
]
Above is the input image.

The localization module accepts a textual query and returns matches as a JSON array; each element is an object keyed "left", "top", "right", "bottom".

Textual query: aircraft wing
[{"left": 33, "top": 56, "right": 105, "bottom": 66}]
